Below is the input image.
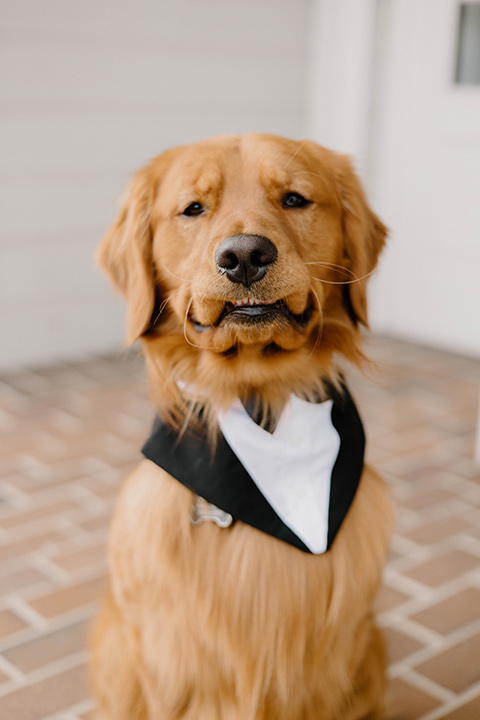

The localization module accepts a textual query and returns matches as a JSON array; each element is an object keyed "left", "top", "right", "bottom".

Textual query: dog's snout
[{"left": 215, "top": 234, "right": 277, "bottom": 287}]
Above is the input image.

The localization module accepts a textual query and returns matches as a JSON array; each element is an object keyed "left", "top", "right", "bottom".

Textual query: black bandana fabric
[{"left": 142, "top": 385, "right": 365, "bottom": 553}]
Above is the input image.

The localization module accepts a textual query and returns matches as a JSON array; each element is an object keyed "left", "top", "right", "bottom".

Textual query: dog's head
[{"left": 98, "top": 134, "right": 386, "bottom": 423}]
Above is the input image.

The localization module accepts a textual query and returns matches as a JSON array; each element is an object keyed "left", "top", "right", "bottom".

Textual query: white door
[{"left": 370, "top": 0, "right": 480, "bottom": 357}]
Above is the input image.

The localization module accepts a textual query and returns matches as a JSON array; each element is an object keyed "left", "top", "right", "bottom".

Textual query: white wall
[
  {"left": 0, "top": 0, "right": 311, "bottom": 370},
  {"left": 306, "top": 0, "right": 377, "bottom": 174},
  {"left": 368, "top": 0, "right": 480, "bottom": 358},
  {"left": 308, "top": 0, "right": 480, "bottom": 359}
]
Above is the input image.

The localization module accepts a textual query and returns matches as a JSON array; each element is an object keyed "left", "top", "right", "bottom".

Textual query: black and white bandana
[{"left": 142, "top": 385, "right": 365, "bottom": 554}]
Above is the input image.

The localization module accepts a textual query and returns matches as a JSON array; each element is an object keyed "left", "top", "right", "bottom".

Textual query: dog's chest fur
[{"left": 108, "top": 455, "right": 391, "bottom": 719}]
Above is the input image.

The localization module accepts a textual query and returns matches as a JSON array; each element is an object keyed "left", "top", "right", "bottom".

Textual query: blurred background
[{"left": 1, "top": 0, "right": 479, "bottom": 369}]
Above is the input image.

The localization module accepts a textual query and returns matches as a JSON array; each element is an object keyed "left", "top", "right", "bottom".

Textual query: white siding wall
[
  {"left": 308, "top": 0, "right": 480, "bottom": 359},
  {"left": 0, "top": 0, "right": 312, "bottom": 369},
  {"left": 307, "top": 0, "right": 377, "bottom": 173},
  {"left": 366, "top": 0, "right": 480, "bottom": 358}
]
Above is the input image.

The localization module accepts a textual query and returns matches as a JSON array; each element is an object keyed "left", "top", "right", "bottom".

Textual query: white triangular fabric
[{"left": 218, "top": 395, "right": 340, "bottom": 554}]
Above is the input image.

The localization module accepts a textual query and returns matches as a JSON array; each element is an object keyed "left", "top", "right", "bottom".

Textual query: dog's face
[{"left": 99, "top": 134, "right": 386, "bottom": 418}]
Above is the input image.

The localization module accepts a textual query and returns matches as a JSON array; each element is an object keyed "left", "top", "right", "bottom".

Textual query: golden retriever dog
[{"left": 91, "top": 133, "right": 393, "bottom": 720}]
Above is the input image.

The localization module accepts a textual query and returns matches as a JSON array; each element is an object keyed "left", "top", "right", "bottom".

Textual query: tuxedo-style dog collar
[{"left": 142, "top": 385, "right": 365, "bottom": 554}]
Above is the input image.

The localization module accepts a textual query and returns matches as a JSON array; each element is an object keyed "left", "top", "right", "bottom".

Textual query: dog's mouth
[{"left": 190, "top": 296, "right": 315, "bottom": 333}]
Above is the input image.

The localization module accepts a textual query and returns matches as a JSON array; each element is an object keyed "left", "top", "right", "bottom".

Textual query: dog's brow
[
  {"left": 191, "top": 161, "right": 223, "bottom": 195},
  {"left": 258, "top": 161, "right": 290, "bottom": 189}
]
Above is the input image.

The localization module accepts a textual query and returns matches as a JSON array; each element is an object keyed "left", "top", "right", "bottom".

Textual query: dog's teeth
[{"left": 232, "top": 298, "right": 260, "bottom": 307}]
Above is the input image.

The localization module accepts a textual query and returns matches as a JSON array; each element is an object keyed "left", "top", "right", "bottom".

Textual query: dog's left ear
[
  {"left": 337, "top": 155, "right": 387, "bottom": 327},
  {"left": 97, "top": 166, "right": 157, "bottom": 345}
]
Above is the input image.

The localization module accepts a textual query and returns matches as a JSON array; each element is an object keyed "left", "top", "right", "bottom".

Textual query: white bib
[{"left": 218, "top": 396, "right": 340, "bottom": 554}]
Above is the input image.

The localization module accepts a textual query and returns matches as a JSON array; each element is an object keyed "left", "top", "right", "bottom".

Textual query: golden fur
[{"left": 91, "top": 134, "right": 393, "bottom": 720}]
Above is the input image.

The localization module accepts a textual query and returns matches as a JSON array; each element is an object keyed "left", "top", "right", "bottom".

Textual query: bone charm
[{"left": 190, "top": 496, "right": 234, "bottom": 528}]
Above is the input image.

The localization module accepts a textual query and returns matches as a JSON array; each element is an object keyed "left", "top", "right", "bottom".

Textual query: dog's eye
[
  {"left": 181, "top": 202, "right": 205, "bottom": 217},
  {"left": 282, "top": 192, "right": 311, "bottom": 209}
]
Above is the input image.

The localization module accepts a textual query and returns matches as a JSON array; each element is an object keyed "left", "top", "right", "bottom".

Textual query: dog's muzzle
[{"left": 215, "top": 234, "right": 277, "bottom": 287}]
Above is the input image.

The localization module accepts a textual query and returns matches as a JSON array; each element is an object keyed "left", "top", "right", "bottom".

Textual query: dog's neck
[{"left": 165, "top": 376, "right": 347, "bottom": 455}]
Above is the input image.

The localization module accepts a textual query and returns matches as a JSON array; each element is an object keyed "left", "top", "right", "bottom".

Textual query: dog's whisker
[
  {"left": 200, "top": 291, "right": 216, "bottom": 326},
  {"left": 305, "top": 261, "right": 355, "bottom": 272},
  {"left": 306, "top": 262, "right": 375, "bottom": 285},
  {"left": 342, "top": 199, "right": 360, "bottom": 218},
  {"left": 310, "top": 268, "right": 375, "bottom": 286},
  {"left": 290, "top": 170, "right": 323, "bottom": 179},
  {"left": 308, "top": 287, "right": 324, "bottom": 357},
  {"left": 305, "top": 261, "right": 359, "bottom": 279},
  {"left": 283, "top": 141, "right": 307, "bottom": 170},
  {"left": 288, "top": 170, "right": 331, "bottom": 191},
  {"left": 152, "top": 301, "right": 169, "bottom": 326},
  {"left": 152, "top": 286, "right": 184, "bottom": 325},
  {"left": 183, "top": 297, "right": 220, "bottom": 351},
  {"left": 160, "top": 261, "right": 190, "bottom": 283}
]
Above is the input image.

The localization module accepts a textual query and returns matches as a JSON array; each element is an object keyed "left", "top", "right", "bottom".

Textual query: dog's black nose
[{"left": 215, "top": 235, "right": 277, "bottom": 287}]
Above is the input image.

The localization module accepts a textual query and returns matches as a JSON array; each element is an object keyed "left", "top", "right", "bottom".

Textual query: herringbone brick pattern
[{"left": 0, "top": 337, "right": 478, "bottom": 720}]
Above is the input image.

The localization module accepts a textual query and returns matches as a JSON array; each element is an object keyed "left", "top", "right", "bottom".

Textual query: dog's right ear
[
  {"left": 336, "top": 155, "right": 387, "bottom": 328},
  {"left": 97, "top": 167, "right": 156, "bottom": 345}
]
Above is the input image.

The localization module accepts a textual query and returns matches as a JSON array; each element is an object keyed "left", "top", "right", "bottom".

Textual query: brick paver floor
[{"left": 0, "top": 336, "right": 478, "bottom": 720}]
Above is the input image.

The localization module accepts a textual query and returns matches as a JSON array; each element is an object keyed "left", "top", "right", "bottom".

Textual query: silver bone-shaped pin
[{"left": 190, "top": 496, "right": 233, "bottom": 528}]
